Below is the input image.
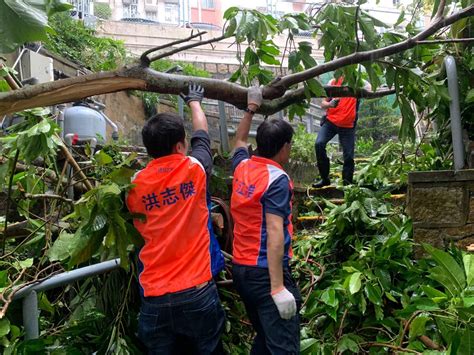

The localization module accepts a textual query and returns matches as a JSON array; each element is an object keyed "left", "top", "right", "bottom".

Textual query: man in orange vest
[
  {"left": 313, "top": 76, "right": 369, "bottom": 187},
  {"left": 231, "top": 87, "right": 301, "bottom": 354},
  {"left": 127, "top": 83, "right": 225, "bottom": 354}
]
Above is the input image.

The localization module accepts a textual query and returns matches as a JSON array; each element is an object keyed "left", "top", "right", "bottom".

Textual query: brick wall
[{"left": 408, "top": 170, "right": 474, "bottom": 255}]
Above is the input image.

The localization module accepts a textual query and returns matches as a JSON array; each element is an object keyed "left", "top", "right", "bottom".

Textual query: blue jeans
[
  {"left": 232, "top": 264, "right": 301, "bottom": 355},
  {"left": 315, "top": 119, "right": 356, "bottom": 184},
  {"left": 138, "top": 281, "right": 225, "bottom": 355}
]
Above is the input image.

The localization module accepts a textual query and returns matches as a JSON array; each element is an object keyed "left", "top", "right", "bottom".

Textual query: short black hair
[
  {"left": 256, "top": 119, "right": 294, "bottom": 158},
  {"left": 142, "top": 113, "right": 186, "bottom": 158}
]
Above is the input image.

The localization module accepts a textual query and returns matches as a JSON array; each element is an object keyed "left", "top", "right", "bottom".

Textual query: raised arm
[
  {"left": 234, "top": 87, "right": 262, "bottom": 149},
  {"left": 180, "top": 83, "right": 207, "bottom": 132}
]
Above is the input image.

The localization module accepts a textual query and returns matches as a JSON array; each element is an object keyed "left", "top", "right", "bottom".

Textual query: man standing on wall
[
  {"left": 127, "top": 83, "right": 225, "bottom": 354},
  {"left": 313, "top": 76, "right": 370, "bottom": 187},
  {"left": 231, "top": 87, "right": 301, "bottom": 354}
]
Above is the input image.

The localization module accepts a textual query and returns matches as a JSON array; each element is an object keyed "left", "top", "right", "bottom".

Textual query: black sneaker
[{"left": 312, "top": 179, "right": 331, "bottom": 188}]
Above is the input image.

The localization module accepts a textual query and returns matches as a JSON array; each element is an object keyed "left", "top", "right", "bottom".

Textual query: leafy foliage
[
  {"left": 290, "top": 125, "right": 316, "bottom": 163},
  {"left": 46, "top": 13, "right": 127, "bottom": 71},
  {"left": 357, "top": 96, "right": 400, "bottom": 146},
  {"left": 355, "top": 140, "right": 452, "bottom": 189},
  {"left": 295, "top": 186, "right": 474, "bottom": 353}
]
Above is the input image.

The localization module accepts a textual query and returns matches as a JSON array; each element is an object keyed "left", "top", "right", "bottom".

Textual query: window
[
  {"left": 146, "top": 11, "right": 157, "bottom": 20},
  {"left": 201, "top": 0, "right": 214, "bottom": 9},
  {"left": 124, "top": 0, "right": 139, "bottom": 17},
  {"left": 164, "top": 3, "right": 179, "bottom": 23}
]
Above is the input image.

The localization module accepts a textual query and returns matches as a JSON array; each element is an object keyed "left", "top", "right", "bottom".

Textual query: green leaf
[
  {"left": 225, "top": 17, "right": 237, "bottom": 37},
  {"left": 288, "top": 51, "right": 300, "bottom": 72},
  {"left": 398, "top": 94, "right": 416, "bottom": 142},
  {"left": 349, "top": 272, "right": 362, "bottom": 294},
  {"left": 463, "top": 254, "right": 474, "bottom": 286},
  {"left": 466, "top": 89, "right": 474, "bottom": 104},
  {"left": 337, "top": 334, "right": 359, "bottom": 353},
  {"left": 94, "top": 150, "right": 113, "bottom": 166},
  {"left": 0, "top": 0, "right": 71, "bottom": 53},
  {"left": 306, "top": 79, "right": 326, "bottom": 97},
  {"left": 258, "top": 52, "right": 280, "bottom": 65},
  {"left": 47, "top": 231, "right": 75, "bottom": 261},
  {"left": 365, "top": 283, "right": 382, "bottom": 305},
  {"left": 458, "top": 329, "right": 474, "bottom": 355},
  {"left": 394, "top": 9, "right": 405, "bottom": 27},
  {"left": 300, "top": 338, "right": 318, "bottom": 354},
  {"left": 0, "top": 318, "right": 10, "bottom": 337},
  {"left": 0, "top": 79, "right": 10, "bottom": 92},
  {"left": 243, "top": 47, "right": 259, "bottom": 65},
  {"left": 423, "top": 244, "right": 466, "bottom": 293},
  {"left": 16, "top": 258, "right": 34, "bottom": 269},
  {"left": 223, "top": 6, "right": 239, "bottom": 20},
  {"left": 321, "top": 288, "right": 338, "bottom": 308},
  {"left": 421, "top": 285, "right": 448, "bottom": 302},
  {"left": 463, "top": 297, "right": 474, "bottom": 308},
  {"left": 0, "top": 270, "right": 8, "bottom": 288},
  {"left": 409, "top": 314, "right": 430, "bottom": 340},
  {"left": 260, "top": 43, "right": 279, "bottom": 56}
]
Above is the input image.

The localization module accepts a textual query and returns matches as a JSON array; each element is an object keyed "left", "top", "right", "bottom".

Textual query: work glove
[
  {"left": 247, "top": 86, "right": 263, "bottom": 108},
  {"left": 180, "top": 83, "right": 204, "bottom": 105},
  {"left": 271, "top": 287, "right": 297, "bottom": 320}
]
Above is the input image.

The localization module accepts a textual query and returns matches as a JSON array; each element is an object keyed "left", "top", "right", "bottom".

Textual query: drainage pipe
[
  {"left": 100, "top": 112, "right": 119, "bottom": 141},
  {"left": 444, "top": 55, "right": 465, "bottom": 171},
  {"left": 218, "top": 101, "right": 230, "bottom": 152}
]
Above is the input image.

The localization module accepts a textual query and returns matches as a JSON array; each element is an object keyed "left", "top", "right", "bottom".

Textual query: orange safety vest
[
  {"left": 127, "top": 154, "right": 218, "bottom": 297},
  {"left": 231, "top": 156, "right": 294, "bottom": 267},
  {"left": 326, "top": 77, "right": 357, "bottom": 128}
]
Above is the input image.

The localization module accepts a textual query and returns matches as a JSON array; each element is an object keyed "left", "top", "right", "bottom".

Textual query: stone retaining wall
[{"left": 407, "top": 170, "right": 474, "bottom": 254}]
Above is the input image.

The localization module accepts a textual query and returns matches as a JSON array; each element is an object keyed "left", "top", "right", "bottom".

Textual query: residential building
[{"left": 68, "top": 0, "right": 417, "bottom": 29}]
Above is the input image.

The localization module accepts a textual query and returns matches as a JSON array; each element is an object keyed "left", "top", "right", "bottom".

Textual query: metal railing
[{"left": 12, "top": 258, "right": 121, "bottom": 340}]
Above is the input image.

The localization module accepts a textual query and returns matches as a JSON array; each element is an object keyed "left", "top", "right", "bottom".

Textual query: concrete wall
[{"left": 408, "top": 170, "right": 474, "bottom": 254}]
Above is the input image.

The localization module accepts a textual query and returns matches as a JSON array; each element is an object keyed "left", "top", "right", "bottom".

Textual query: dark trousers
[
  {"left": 315, "top": 119, "right": 356, "bottom": 184},
  {"left": 138, "top": 281, "right": 225, "bottom": 355},
  {"left": 232, "top": 264, "right": 301, "bottom": 355}
]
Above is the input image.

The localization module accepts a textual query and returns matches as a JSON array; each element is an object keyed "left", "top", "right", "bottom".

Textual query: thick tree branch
[
  {"left": 263, "top": 5, "right": 474, "bottom": 98},
  {"left": 259, "top": 86, "right": 396, "bottom": 115},
  {"left": 0, "top": 65, "right": 395, "bottom": 116}
]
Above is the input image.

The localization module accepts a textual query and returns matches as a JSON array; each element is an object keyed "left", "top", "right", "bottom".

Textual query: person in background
[
  {"left": 126, "top": 83, "right": 225, "bottom": 354},
  {"left": 230, "top": 87, "right": 301, "bottom": 354},
  {"left": 313, "top": 76, "right": 371, "bottom": 187}
]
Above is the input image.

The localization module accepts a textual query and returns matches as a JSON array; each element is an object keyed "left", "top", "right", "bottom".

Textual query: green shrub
[{"left": 46, "top": 13, "right": 127, "bottom": 71}]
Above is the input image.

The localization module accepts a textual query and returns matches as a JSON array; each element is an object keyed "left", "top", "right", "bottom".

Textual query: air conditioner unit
[
  {"left": 123, "top": 0, "right": 131, "bottom": 5},
  {"left": 19, "top": 50, "right": 54, "bottom": 84}
]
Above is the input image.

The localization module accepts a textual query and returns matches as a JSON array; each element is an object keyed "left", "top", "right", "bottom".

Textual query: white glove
[
  {"left": 271, "top": 287, "right": 297, "bottom": 320},
  {"left": 247, "top": 86, "right": 263, "bottom": 108}
]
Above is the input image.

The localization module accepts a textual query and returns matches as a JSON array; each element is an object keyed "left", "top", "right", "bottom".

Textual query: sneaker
[{"left": 312, "top": 179, "right": 331, "bottom": 188}]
